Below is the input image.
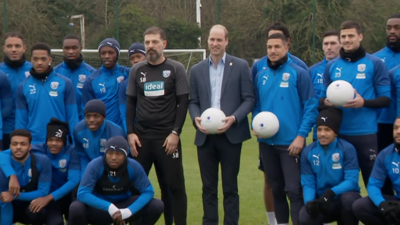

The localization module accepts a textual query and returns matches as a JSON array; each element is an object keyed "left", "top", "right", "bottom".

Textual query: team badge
[
  {"left": 357, "top": 64, "right": 366, "bottom": 72},
  {"left": 163, "top": 70, "right": 171, "bottom": 78},
  {"left": 100, "top": 139, "right": 107, "bottom": 146},
  {"left": 78, "top": 74, "right": 86, "bottom": 82},
  {"left": 332, "top": 153, "right": 340, "bottom": 162},
  {"left": 25, "top": 71, "right": 30, "bottom": 77},
  {"left": 117, "top": 76, "right": 125, "bottom": 83},
  {"left": 59, "top": 159, "right": 67, "bottom": 168},
  {"left": 51, "top": 82, "right": 59, "bottom": 90},
  {"left": 282, "top": 73, "right": 290, "bottom": 81}
]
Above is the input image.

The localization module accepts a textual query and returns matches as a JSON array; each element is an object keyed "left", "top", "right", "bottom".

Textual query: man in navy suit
[{"left": 188, "top": 24, "right": 255, "bottom": 225}]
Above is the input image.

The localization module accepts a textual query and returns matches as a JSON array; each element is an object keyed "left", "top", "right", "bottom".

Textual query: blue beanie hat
[
  {"left": 105, "top": 136, "right": 128, "bottom": 157},
  {"left": 84, "top": 99, "right": 106, "bottom": 117},
  {"left": 98, "top": 38, "right": 120, "bottom": 56},
  {"left": 128, "top": 42, "right": 146, "bottom": 58}
]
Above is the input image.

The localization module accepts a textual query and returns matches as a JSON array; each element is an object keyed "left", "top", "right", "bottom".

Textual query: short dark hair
[
  {"left": 323, "top": 30, "right": 340, "bottom": 40},
  {"left": 267, "top": 33, "right": 288, "bottom": 43},
  {"left": 31, "top": 42, "right": 51, "bottom": 55},
  {"left": 340, "top": 21, "right": 362, "bottom": 34},
  {"left": 143, "top": 26, "right": 166, "bottom": 40},
  {"left": 266, "top": 22, "right": 290, "bottom": 38},
  {"left": 10, "top": 129, "right": 32, "bottom": 143},
  {"left": 3, "top": 32, "right": 24, "bottom": 43},
  {"left": 63, "top": 34, "right": 81, "bottom": 44},
  {"left": 389, "top": 14, "right": 400, "bottom": 19}
]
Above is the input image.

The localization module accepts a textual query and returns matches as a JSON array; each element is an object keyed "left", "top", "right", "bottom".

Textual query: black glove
[
  {"left": 318, "top": 189, "right": 335, "bottom": 215},
  {"left": 306, "top": 200, "right": 319, "bottom": 217},
  {"left": 379, "top": 201, "right": 400, "bottom": 224}
]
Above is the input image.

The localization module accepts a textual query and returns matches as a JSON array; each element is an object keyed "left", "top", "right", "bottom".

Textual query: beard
[{"left": 146, "top": 50, "right": 162, "bottom": 62}]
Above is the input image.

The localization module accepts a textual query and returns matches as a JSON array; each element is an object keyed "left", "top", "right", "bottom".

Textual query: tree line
[{"left": 0, "top": 0, "right": 399, "bottom": 65}]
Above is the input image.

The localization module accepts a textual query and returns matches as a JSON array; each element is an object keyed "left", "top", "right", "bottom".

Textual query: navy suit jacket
[{"left": 189, "top": 54, "right": 255, "bottom": 146}]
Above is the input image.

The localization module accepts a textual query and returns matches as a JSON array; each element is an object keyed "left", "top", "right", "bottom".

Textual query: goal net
[{"left": 51, "top": 49, "right": 207, "bottom": 77}]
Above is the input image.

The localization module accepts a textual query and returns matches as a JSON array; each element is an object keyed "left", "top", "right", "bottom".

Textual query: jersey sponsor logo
[
  {"left": 144, "top": 81, "right": 165, "bottom": 96},
  {"left": 282, "top": 73, "right": 290, "bottom": 81},
  {"left": 332, "top": 153, "right": 340, "bottom": 162},
  {"left": 51, "top": 81, "right": 59, "bottom": 90},
  {"left": 162, "top": 70, "right": 171, "bottom": 78},
  {"left": 25, "top": 71, "right": 30, "bottom": 77},
  {"left": 49, "top": 91, "right": 58, "bottom": 97},
  {"left": 99, "top": 83, "right": 106, "bottom": 93},
  {"left": 357, "top": 64, "right": 366, "bottom": 72},
  {"left": 117, "top": 76, "right": 125, "bottom": 83},
  {"left": 59, "top": 159, "right": 67, "bottom": 168},
  {"left": 83, "top": 138, "right": 89, "bottom": 149},
  {"left": 29, "top": 84, "right": 36, "bottom": 94},
  {"left": 280, "top": 81, "right": 289, "bottom": 88},
  {"left": 332, "top": 163, "right": 342, "bottom": 169},
  {"left": 356, "top": 73, "right": 366, "bottom": 79},
  {"left": 335, "top": 67, "right": 342, "bottom": 78}
]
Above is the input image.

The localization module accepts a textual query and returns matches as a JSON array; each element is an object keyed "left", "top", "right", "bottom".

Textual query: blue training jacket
[
  {"left": 252, "top": 58, "right": 318, "bottom": 145},
  {"left": 0, "top": 144, "right": 79, "bottom": 201},
  {"left": 374, "top": 47, "right": 400, "bottom": 124},
  {"left": 392, "top": 65, "right": 400, "bottom": 118},
  {"left": 252, "top": 52, "right": 308, "bottom": 82},
  {"left": 301, "top": 138, "right": 360, "bottom": 204},
  {"left": 73, "top": 119, "right": 125, "bottom": 177},
  {"left": 0, "top": 71, "right": 13, "bottom": 141},
  {"left": 321, "top": 54, "right": 391, "bottom": 135},
  {"left": 368, "top": 144, "right": 400, "bottom": 207},
  {"left": 0, "top": 151, "right": 52, "bottom": 225},
  {"left": 81, "top": 64, "right": 130, "bottom": 128},
  {"left": 118, "top": 78, "right": 129, "bottom": 133},
  {"left": 15, "top": 71, "right": 79, "bottom": 143},
  {"left": 309, "top": 58, "right": 329, "bottom": 140},
  {"left": 54, "top": 61, "right": 96, "bottom": 120},
  {"left": 0, "top": 61, "right": 32, "bottom": 134},
  {"left": 78, "top": 156, "right": 154, "bottom": 215}
]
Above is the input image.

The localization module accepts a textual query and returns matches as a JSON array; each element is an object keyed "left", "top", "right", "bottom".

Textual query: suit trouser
[
  {"left": 377, "top": 123, "right": 395, "bottom": 195},
  {"left": 13, "top": 201, "right": 46, "bottom": 225},
  {"left": 299, "top": 191, "right": 361, "bottom": 225},
  {"left": 136, "top": 135, "right": 187, "bottom": 225},
  {"left": 45, "top": 194, "right": 72, "bottom": 225},
  {"left": 338, "top": 134, "right": 377, "bottom": 187},
  {"left": 259, "top": 143, "right": 303, "bottom": 225},
  {"left": 352, "top": 195, "right": 400, "bottom": 225},
  {"left": 197, "top": 134, "right": 242, "bottom": 225},
  {"left": 68, "top": 196, "right": 164, "bottom": 225}
]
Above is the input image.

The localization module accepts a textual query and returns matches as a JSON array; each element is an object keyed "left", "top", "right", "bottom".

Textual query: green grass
[{"left": 148, "top": 118, "right": 368, "bottom": 225}]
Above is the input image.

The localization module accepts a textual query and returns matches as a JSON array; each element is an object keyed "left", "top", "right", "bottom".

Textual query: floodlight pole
[
  {"left": 70, "top": 14, "right": 86, "bottom": 49},
  {"left": 196, "top": 0, "right": 202, "bottom": 47}
]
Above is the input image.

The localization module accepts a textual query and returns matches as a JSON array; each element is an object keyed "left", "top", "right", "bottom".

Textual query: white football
[
  {"left": 327, "top": 80, "right": 354, "bottom": 107},
  {"left": 200, "top": 108, "right": 226, "bottom": 134},
  {"left": 252, "top": 111, "right": 279, "bottom": 139}
]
